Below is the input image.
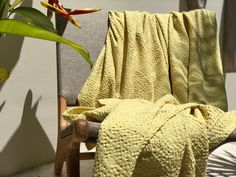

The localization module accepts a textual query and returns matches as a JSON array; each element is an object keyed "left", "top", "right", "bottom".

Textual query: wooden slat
[
  {"left": 187, "top": 0, "right": 207, "bottom": 10},
  {"left": 222, "top": 0, "right": 236, "bottom": 72},
  {"left": 80, "top": 152, "right": 95, "bottom": 160}
]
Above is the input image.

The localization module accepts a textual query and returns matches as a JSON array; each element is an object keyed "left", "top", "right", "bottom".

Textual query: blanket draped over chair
[
  {"left": 78, "top": 10, "right": 227, "bottom": 111},
  {"left": 63, "top": 10, "right": 235, "bottom": 177}
]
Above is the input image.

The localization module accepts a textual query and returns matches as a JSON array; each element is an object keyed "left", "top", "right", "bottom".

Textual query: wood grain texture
[
  {"left": 187, "top": 0, "right": 207, "bottom": 10},
  {"left": 222, "top": 0, "right": 236, "bottom": 72}
]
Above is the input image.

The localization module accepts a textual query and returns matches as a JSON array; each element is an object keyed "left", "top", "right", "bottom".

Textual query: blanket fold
[
  {"left": 63, "top": 95, "right": 236, "bottom": 177},
  {"left": 78, "top": 10, "right": 227, "bottom": 111}
]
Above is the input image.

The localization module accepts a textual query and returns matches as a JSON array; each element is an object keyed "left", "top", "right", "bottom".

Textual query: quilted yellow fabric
[
  {"left": 78, "top": 10, "right": 227, "bottom": 111},
  {"left": 63, "top": 95, "right": 236, "bottom": 177},
  {"left": 63, "top": 9, "right": 232, "bottom": 177}
]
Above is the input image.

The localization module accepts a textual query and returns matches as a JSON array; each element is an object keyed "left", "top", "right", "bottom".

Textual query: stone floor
[
  {"left": 7, "top": 142, "right": 236, "bottom": 177},
  {"left": 8, "top": 160, "right": 94, "bottom": 177}
]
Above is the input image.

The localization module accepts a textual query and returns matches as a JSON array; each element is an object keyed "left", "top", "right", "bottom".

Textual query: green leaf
[
  {"left": 9, "top": 7, "right": 57, "bottom": 33},
  {"left": 0, "top": 19, "right": 92, "bottom": 67},
  {"left": 0, "top": 0, "right": 8, "bottom": 18},
  {"left": 8, "top": 0, "right": 24, "bottom": 12},
  {"left": 0, "top": 66, "right": 9, "bottom": 82}
]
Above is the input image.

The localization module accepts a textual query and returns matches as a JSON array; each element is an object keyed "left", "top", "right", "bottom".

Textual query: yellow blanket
[
  {"left": 78, "top": 10, "right": 227, "bottom": 111},
  {"left": 63, "top": 95, "right": 236, "bottom": 177},
  {"left": 63, "top": 10, "right": 232, "bottom": 176}
]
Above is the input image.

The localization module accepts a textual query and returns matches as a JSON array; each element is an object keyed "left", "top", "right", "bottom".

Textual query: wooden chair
[
  {"left": 54, "top": 3, "right": 236, "bottom": 177},
  {"left": 55, "top": 11, "right": 108, "bottom": 177}
]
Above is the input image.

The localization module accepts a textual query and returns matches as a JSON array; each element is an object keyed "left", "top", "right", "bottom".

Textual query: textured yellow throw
[
  {"left": 64, "top": 95, "right": 236, "bottom": 177},
  {"left": 78, "top": 10, "right": 227, "bottom": 111},
  {"left": 63, "top": 10, "right": 233, "bottom": 177}
]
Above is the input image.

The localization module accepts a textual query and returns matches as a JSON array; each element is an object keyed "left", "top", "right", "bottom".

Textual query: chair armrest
[
  {"left": 60, "top": 120, "right": 101, "bottom": 143},
  {"left": 209, "top": 128, "right": 236, "bottom": 153},
  {"left": 226, "top": 128, "right": 236, "bottom": 143}
]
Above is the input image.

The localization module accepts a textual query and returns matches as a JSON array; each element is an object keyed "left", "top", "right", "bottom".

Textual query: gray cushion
[{"left": 56, "top": 11, "right": 108, "bottom": 106}]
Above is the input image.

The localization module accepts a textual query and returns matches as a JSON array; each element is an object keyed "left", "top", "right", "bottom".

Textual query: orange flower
[{"left": 41, "top": 0, "right": 101, "bottom": 28}]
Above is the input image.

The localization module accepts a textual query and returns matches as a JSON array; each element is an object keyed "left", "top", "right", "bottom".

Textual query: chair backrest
[{"left": 56, "top": 11, "right": 109, "bottom": 106}]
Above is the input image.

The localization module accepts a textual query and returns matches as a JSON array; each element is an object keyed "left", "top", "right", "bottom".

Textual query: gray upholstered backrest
[{"left": 56, "top": 11, "right": 108, "bottom": 106}]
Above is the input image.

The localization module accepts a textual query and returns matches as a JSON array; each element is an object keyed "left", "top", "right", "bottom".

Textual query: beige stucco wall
[{"left": 1, "top": 0, "right": 235, "bottom": 176}]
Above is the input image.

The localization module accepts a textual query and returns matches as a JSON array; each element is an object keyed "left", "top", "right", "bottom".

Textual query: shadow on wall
[
  {"left": 0, "top": 0, "right": 33, "bottom": 92},
  {"left": 0, "top": 101, "right": 6, "bottom": 112},
  {"left": 0, "top": 90, "right": 55, "bottom": 176}
]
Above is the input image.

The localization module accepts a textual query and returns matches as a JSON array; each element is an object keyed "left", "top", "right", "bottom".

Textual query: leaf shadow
[
  {"left": 0, "top": 89, "right": 55, "bottom": 176},
  {"left": 0, "top": 100, "right": 6, "bottom": 112},
  {"left": 0, "top": 0, "right": 33, "bottom": 91}
]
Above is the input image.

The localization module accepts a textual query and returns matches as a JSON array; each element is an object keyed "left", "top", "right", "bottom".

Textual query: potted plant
[{"left": 0, "top": 0, "right": 100, "bottom": 81}]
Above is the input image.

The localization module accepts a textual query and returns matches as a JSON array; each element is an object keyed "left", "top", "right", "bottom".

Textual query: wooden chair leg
[
  {"left": 55, "top": 96, "right": 69, "bottom": 175},
  {"left": 65, "top": 120, "right": 89, "bottom": 177},
  {"left": 57, "top": 117, "right": 99, "bottom": 176},
  {"left": 55, "top": 141, "right": 66, "bottom": 175},
  {"left": 65, "top": 119, "right": 94, "bottom": 177},
  {"left": 66, "top": 140, "right": 81, "bottom": 177},
  {"left": 55, "top": 136, "right": 71, "bottom": 175}
]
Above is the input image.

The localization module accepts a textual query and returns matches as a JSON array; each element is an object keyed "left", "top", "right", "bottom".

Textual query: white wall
[
  {"left": 0, "top": 1, "right": 57, "bottom": 176},
  {"left": 0, "top": 0, "right": 235, "bottom": 176},
  {"left": 225, "top": 73, "right": 236, "bottom": 111}
]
